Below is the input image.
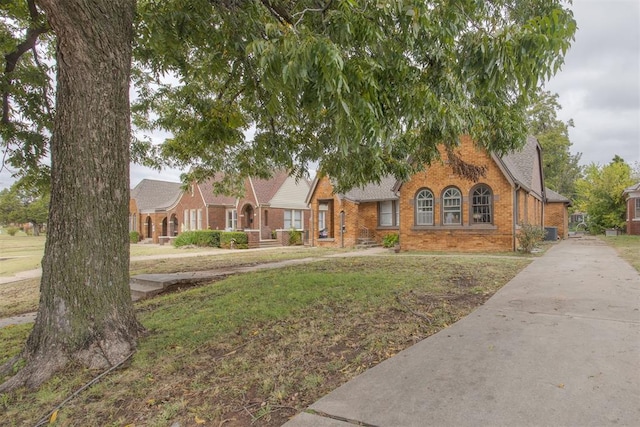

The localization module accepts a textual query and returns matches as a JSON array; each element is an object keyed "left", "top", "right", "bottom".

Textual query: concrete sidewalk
[{"left": 284, "top": 238, "right": 640, "bottom": 426}]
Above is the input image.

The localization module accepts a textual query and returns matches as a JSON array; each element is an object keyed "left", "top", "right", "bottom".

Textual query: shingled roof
[
  {"left": 498, "top": 135, "right": 542, "bottom": 193},
  {"left": 341, "top": 175, "right": 399, "bottom": 202},
  {"left": 251, "top": 171, "right": 290, "bottom": 205},
  {"left": 197, "top": 174, "right": 238, "bottom": 206},
  {"left": 545, "top": 187, "right": 572, "bottom": 205},
  {"left": 131, "top": 179, "right": 183, "bottom": 212}
]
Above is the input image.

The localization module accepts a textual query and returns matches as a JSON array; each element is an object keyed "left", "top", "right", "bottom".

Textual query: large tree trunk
[{"left": 0, "top": 0, "right": 141, "bottom": 391}]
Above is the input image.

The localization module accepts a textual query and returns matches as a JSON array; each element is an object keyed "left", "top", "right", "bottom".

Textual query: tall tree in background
[
  {"left": 0, "top": 182, "right": 49, "bottom": 235},
  {"left": 526, "top": 90, "right": 582, "bottom": 198},
  {"left": 1, "top": 0, "right": 575, "bottom": 390},
  {"left": 575, "top": 156, "right": 635, "bottom": 234}
]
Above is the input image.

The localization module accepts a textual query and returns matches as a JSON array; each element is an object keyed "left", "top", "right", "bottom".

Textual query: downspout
[
  {"left": 513, "top": 184, "right": 521, "bottom": 252},
  {"left": 340, "top": 210, "right": 345, "bottom": 248}
]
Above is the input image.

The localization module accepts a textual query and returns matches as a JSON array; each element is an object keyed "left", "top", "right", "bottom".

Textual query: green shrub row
[
  {"left": 173, "top": 230, "right": 222, "bottom": 247},
  {"left": 220, "top": 231, "right": 249, "bottom": 249},
  {"left": 172, "top": 230, "right": 248, "bottom": 249}
]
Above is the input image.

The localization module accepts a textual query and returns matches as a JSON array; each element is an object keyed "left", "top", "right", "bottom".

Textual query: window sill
[
  {"left": 318, "top": 237, "right": 335, "bottom": 241},
  {"left": 411, "top": 224, "right": 498, "bottom": 232},
  {"left": 376, "top": 226, "right": 399, "bottom": 230}
]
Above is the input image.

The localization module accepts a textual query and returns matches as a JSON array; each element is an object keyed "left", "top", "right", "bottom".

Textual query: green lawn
[
  {"left": 600, "top": 234, "right": 640, "bottom": 272},
  {"left": 0, "top": 254, "right": 532, "bottom": 426}
]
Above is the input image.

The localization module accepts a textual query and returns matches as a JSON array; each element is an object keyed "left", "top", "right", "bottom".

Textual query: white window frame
[
  {"left": 284, "top": 209, "right": 303, "bottom": 230},
  {"left": 183, "top": 210, "right": 189, "bottom": 231},
  {"left": 415, "top": 189, "right": 434, "bottom": 225},
  {"left": 190, "top": 209, "right": 197, "bottom": 231},
  {"left": 442, "top": 187, "right": 462, "bottom": 225},
  {"left": 197, "top": 209, "right": 203, "bottom": 230},
  {"left": 226, "top": 209, "right": 238, "bottom": 231}
]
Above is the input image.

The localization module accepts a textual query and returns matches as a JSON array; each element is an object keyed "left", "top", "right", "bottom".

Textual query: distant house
[
  {"left": 129, "top": 179, "right": 183, "bottom": 242},
  {"left": 307, "top": 135, "right": 564, "bottom": 252},
  {"left": 623, "top": 182, "right": 640, "bottom": 235},
  {"left": 129, "top": 172, "right": 311, "bottom": 244}
]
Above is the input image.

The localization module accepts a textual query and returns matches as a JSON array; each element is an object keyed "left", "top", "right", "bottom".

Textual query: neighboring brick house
[
  {"left": 545, "top": 188, "right": 572, "bottom": 239},
  {"left": 130, "top": 172, "right": 311, "bottom": 244},
  {"left": 129, "top": 179, "right": 183, "bottom": 242},
  {"left": 307, "top": 135, "right": 558, "bottom": 252},
  {"left": 623, "top": 182, "right": 640, "bottom": 235},
  {"left": 306, "top": 175, "right": 400, "bottom": 248}
]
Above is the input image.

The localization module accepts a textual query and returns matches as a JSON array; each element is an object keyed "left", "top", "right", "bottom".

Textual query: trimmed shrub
[
  {"left": 517, "top": 223, "right": 545, "bottom": 253},
  {"left": 220, "top": 231, "right": 248, "bottom": 249},
  {"left": 129, "top": 231, "right": 140, "bottom": 243},
  {"left": 173, "top": 230, "right": 222, "bottom": 247},
  {"left": 288, "top": 229, "right": 302, "bottom": 245},
  {"left": 382, "top": 233, "right": 399, "bottom": 248},
  {"left": 6, "top": 227, "right": 19, "bottom": 236}
]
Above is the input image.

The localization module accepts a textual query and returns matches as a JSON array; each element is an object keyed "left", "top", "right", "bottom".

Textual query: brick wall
[
  {"left": 627, "top": 197, "right": 640, "bottom": 235},
  {"left": 398, "top": 136, "right": 516, "bottom": 252},
  {"left": 545, "top": 202, "right": 568, "bottom": 239}
]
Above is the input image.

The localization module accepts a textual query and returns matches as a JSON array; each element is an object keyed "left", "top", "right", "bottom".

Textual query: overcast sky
[
  {"left": 1, "top": 1, "right": 638, "bottom": 190},
  {"left": 545, "top": 0, "right": 640, "bottom": 168}
]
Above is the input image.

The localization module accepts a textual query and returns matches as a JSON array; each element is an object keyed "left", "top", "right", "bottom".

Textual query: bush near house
[
  {"left": 174, "top": 230, "right": 222, "bottom": 248},
  {"left": 220, "top": 231, "right": 248, "bottom": 249},
  {"left": 517, "top": 223, "right": 545, "bottom": 253},
  {"left": 6, "top": 226, "right": 20, "bottom": 236},
  {"left": 382, "top": 233, "right": 399, "bottom": 248},
  {"left": 288, "top": 229, "right": 303, "bottom": 245},
  {"left": 129, "top": 231, "right": 140, "bottom": 243}
]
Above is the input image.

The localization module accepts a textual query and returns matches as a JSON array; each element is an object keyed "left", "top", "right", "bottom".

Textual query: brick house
[
  {"left": 130, "top": 172, "right": 311, "bottom": 244},
  {"left": 129, "top": 179, "right": 183, "bottom": 242},
  {"left": 307, "top": 135, "right": 561, "bottom": 252},
  {"left": 623, "top": 182, "right": 640, "bottom": 235},
  {"left": 544, "top": 188, "right": 572, "bottom": 239}
]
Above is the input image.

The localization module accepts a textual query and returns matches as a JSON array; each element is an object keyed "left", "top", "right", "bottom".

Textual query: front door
[{"left": 242, "top": 204, "right": 254, "bottom": 229}]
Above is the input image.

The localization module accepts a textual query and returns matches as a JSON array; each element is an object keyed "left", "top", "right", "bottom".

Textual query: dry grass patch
[
  {"left": 0, "top": 255, "right": 531, "bottom": 426},
  {"left": 0, "top": 278, "right": 39, "bottom": 318}
]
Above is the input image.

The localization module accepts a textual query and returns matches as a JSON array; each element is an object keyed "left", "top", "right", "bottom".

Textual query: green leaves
[{"left": 131, "top": 0, "right": 575, "bottom": 190}]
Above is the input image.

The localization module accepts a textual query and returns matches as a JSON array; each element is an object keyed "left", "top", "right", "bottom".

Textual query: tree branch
[
  {"left": 445, "top": 145, "right": 487, "bottom": 182},
  {"left": 2, "top": 0, "right": 49, "bottom": 124}
]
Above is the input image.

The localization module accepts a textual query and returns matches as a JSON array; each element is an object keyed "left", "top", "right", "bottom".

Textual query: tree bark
[{"left": 0, "top": 0, "right": 141, "bottom": 391}]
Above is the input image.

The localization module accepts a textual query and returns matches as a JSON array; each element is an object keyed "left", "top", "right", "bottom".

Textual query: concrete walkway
[{"left": 284, "top": 238, "right": 640, "bottom": 426}]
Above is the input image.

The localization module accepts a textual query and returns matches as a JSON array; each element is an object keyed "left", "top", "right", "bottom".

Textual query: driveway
[{"left": 285, "top": 238, "right": 640, "bottom": 426}]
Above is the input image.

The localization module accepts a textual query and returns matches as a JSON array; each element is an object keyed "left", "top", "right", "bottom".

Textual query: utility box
[
  {"left": 605, "top": 229, "right": 619, "bottom": 237},
  {"left": 544, "top": 227, "right": 558, "bottom": 241}
]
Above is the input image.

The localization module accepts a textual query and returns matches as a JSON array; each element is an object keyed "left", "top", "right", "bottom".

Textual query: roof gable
[
  {"left": 251, "top": 171, "right": 290, "bottom": 205},
  {"left": 270, "top": 175, "right": 311, "bottom": 209},
  {"left": 197, "top": 174, "right": 238, "bottom": 206}
]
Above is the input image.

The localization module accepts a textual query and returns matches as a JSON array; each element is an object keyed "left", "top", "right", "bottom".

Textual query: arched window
[
  {"left": 442, "top": 187, "right": 462, "bottom": 225},
  {"left": 415, "top": 189, "right": 434, "bottom": 225},
  {"left": 471, "top": 185, "right": 493, "bottom": 224}
]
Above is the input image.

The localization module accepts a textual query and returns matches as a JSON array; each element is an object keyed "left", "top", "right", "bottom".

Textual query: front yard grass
[
  {"left": 600, "top": 234, "right": 640, "bottom": 272},
  {"left": 0, "top": 254, "right": 531, "bottom": 426}
]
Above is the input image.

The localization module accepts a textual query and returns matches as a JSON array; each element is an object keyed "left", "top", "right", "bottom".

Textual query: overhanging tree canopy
[{"left": 133, "top": 0, "right": 576, "bottom": 192}]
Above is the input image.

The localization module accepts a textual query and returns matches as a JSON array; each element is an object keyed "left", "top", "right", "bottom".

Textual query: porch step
[
  {"left": 259, "top": 239, "right": 282, "bottom": 249},
  {"left": 355, "top": 238, "right": 381, "bottom": 249}
]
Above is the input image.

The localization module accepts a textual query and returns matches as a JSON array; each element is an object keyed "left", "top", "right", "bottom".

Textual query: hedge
[
  {"left": 129, "top": 231, "right": 140, "bottom": 243},
  {"left": 173, "top": 230, "right": 222, "bottom": 247},
  {"left": 220, "top": 231, "right": 248, "bottom": 249}
]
